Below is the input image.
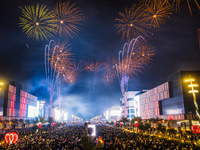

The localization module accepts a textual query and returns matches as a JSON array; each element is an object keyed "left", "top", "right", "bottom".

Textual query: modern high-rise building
[
  {"left": 139, "top": 71, "right": 200, "bottom": 120},
  {"left": 2, "top": 81, "right": 39, "bottom": 120},
  {"left": 120, "top": 91, "right": 140, "bottom": 119}
]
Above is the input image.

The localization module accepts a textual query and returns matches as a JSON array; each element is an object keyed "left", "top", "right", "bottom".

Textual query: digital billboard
[
  {"left": 88, "top": 124, "right": 96, "bottom": 136},
  {"left": 27, "top": 105, "right": 37, "bottom": 118}
]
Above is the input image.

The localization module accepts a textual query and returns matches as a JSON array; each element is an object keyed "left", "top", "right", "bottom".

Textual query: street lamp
[
  {"left": 0, "top": 82, "right": 3, "bottom": 91},
  {"left": 185, "top": 78, "right": 200, "bottom": 121}
]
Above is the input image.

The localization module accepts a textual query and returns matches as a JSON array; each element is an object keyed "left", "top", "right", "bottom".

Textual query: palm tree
[
  {"left": 25, "top": 120, "right": 31, "bottom": 127},
  {"left": 39, "top": 116, "right": 46, "bottom": 123},
  {"left": 143, "top": 123, "right": 151, "bottom": 134},
  {"left": 119, "top": 117, "right": 129, "bottom": 128},
  {"left": 32, "top": 117, "right": 39, "bottom": 124},
  {"left": 167, "top": 128, "right": 177, "bottom": 138},
  {"left": 48, "top": 117, "right": 54, "bottom": 124},
  {"left": 157, "top": 123, "right": 166, "bottom": 135},
  {"left": 3, "top": 120, "right": 9, "bottom": 129},
  {"left": 11, "top": 119, "right": 19, "bottom": 129}
]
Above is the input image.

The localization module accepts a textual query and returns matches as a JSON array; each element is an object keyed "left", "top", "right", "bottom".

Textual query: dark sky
[{"left": 0, "top": 0, "right": 200, "bottom": 120}]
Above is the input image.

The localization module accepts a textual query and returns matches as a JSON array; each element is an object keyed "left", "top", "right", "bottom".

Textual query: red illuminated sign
[{"left": 4, "top": 132, "right": 18, "bottom": 144}]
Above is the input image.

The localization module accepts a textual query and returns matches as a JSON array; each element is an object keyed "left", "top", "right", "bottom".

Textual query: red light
[{"left": 5, "top": 132, "right": 18, "bottom": 144}]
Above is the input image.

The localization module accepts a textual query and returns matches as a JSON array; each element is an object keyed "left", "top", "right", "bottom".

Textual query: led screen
[
  {"left": 27, "top": 105, "right": 36, "bottom": 118},
  {"left": 88, "top": 124, "right": 96, "bottom": 136},
  {"left": 55, "top": 110, "right": 60, "bottom": 120}
]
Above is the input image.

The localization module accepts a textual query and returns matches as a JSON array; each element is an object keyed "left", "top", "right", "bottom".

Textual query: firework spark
[
  {"left": 85, "top": 62, "right": 104, "bottom": 73},
  {"left": 51, "top": 1, "right": 85, "bottom": 38},
  {"left": 130, "top": 38, "right": 156, "bottom": 66},
  {"left": 49, "top": 41, "right": 73, "bottom": 68},
  {"left": 143, "top": 0, "right": 173, "bottom": 28},
  {"left": 140, "top": 0, "right": 200, "bottom": 16},
  {"left": 115, "top": 4, "right": 152, "bottom": 41},
  {"left": 171, "top": 0, "right": 200, "bottom": 15},
  {"left": 102, "top": 57, "right": 118, "bottom": 84},
  {"left": 19, "top": 4, "right": 55, "bottom": 41}
]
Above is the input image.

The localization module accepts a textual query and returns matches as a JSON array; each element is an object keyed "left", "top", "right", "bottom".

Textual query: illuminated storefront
[{"left": 3, "top": 81, "right": 38, "bottom": 119}]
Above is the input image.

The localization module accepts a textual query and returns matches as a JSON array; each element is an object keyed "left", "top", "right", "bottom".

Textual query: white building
[
  {"left": 104, "top": 106, "right": 122, "bottom": 122},
  {"left": 120, "top": 91, "right": 141, "bottom": 120}
]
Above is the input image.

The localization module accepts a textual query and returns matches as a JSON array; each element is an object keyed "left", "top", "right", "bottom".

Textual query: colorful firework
[
  {"left": 51, "top": 1, "right": 85, "bottom": 38},
  {"left": 45, "top": 40, "right": 75, "bottom": 107},
  {"left": 116, "top": 36, "right": 155, "bottom": 94},
  {"left": 19, "top": 4, "right": 55, "bottom": 41},
  {"left": 115, "top": 4, "right": 152, "bottom": 41},
  {"left": 140, "top": 0, "right": 200, "bottom": 16},
  {"left": 64, "top": 60, "right": 86, "bottom": 84},
  {"left": 143, "top": 0, "right": 173, "bottom": 28},
  {"left": 48, "top": 41, "right": 73, "bottom": 69},
  {"left": 130, "top": 38, "right": 156, "bottom": 66},
  {"left": 171, "top": 0, "right": 200, "bottom": 15},
  {"left": 85, "top": 62, "right": 104, "bottom": 73},
  {"left": 102, "top": 57, "right": 118, "bottom": 84}
]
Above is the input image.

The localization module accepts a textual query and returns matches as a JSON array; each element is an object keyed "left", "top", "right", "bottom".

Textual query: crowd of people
[{"left": 0, "top": 124, "right": 198, "bottom": 149}]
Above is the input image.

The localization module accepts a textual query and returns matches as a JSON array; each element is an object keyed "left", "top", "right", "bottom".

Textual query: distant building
[{"left": 104, "top": 106, "right": 122, "bottom": 122}]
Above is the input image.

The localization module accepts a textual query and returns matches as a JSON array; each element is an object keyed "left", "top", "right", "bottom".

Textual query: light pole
[{"left": 185, "top": 78, "right": 199, "bottom": 124}]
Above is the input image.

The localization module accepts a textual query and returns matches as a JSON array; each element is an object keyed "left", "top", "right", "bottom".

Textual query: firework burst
[
  {"left": 171, "top": 0, "right": 200, "bottom": 15},
  {"left": 102, "top": 57, "right": 118, "bottom": 84},
  {"left": 85, "top": 62, "right": 104, "bottom": 73},
  {"left": 49, "top": 41, "right": 73, "bottom": 68},
  {"left": 130, "top": 38, "right": 156, "bottom": 66},
  {"left": 51, "top": 1, "right": 85, "bottom": 38},
  {"left": 19, "top": 4, "right": 55, "bottom": 41},
  {"left": 143, "top": 0, "right": 173, "bottom": 28},
  {"left": 140, "top": 0, "right": 200, "bottom": 16},
  {"left": 115, "top": 4, "right": 152, "bottom": 41}
]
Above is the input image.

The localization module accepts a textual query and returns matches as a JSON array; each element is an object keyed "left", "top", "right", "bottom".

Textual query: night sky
[{"left": 0, "top": 0, "right": 200, "bottom": 120}]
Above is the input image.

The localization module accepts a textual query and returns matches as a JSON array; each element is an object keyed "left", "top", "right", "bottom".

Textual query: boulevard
[{"left": 0, "top": 122, "right": 200, "bottom": 149}]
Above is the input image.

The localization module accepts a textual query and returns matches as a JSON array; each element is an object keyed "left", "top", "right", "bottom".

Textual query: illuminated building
[
  {"left": 39, "top": 101, "right": 45, "bottom": 117},
  {"left": 71, "top": 114, "right": 83, "bottom": 123},
  {"left": 139, "top": 71, "right": 200, "bottom": 121},
  {"left": 140, "top": 82, "right": 170, "bottom": 119},
  {"left": 120, "top": 91, "right": 141, "bottom": 119},
  {"left": 2, "top": 81, "right": 39, "bottom": 120},
  {"left": 104, "top": 106, "right": 122, "bottom": 122},
  {"left": 90, "top": 115, "right": 102, "bottom": 123}
]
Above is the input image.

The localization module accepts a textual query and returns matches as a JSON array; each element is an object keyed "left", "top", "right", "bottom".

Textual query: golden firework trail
[
  {"left": 143, "top": 0, "right": 173, "bottom": 28},
  {"left": 140, "top": 0, "right": 200, "bottom": 16},
  {"left": 51, "top": 1, "right": 85, "bottom": 38},
  {"left": 44, "top": 40, "right": 75, "bottom": 107},
  {"left": 102, "top": 57, "right": 118, "bottom": 84},
  {"left": 19, "top": 4, "right": 55, "bottom": 41},
  {"left": 116, "top": 36, "right": 155, "bottom": 93},
  {"left": 85, "top": 62, "right": 104, "bottom": 73},
  {"left": 115, "top": 4, "right": 152, "bottom": 41}
]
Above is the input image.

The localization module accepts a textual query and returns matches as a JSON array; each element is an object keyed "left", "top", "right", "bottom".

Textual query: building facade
[
  {"left": 3, "top": 81, "right": 39, "bottom": 120},
  {"left": 120, "top": 91, "right": 140, "bottom": 120},
  {"left": 139, "top": 71, "right": 200, "bottom": 120},
  {"left": 104, "top": 106, "right": 122, "bottom": 122}
]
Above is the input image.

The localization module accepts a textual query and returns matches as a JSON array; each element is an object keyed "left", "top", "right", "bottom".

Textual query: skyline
[{"left": 0, "top": 0, "right": 200, "bottom": 120}]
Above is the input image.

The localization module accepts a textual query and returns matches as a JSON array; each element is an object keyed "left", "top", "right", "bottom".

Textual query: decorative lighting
[{"left": 185, "top": 77, "right": 200, "bottom": 121}]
